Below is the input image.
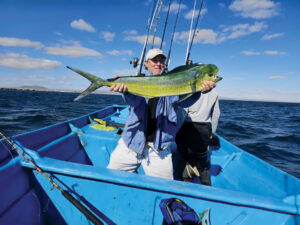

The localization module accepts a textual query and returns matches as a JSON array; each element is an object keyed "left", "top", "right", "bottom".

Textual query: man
[
  {"left": 107, "top": 48, "right": 216, "bottom": 180},
  {"left": 176, "top": 90, "right": 220, "bottom": 185}
]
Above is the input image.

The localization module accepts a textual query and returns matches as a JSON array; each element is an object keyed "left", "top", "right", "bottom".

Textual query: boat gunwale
[{"left": 20, "top": 153, "right": 300, "bottom": 216}]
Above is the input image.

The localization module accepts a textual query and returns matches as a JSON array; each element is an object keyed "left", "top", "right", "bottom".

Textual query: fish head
[{"left": 195, "top": 64, "right": 222, "bottom": 83}]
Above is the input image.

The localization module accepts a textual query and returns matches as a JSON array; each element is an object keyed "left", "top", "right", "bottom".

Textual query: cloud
[
  {"left": 241, "top": 50, "right": 260, "bottom": 55},
  {"left": 229, "top": 0, "right": 280, "bottom": 19},
  {"left": 219, "top": 88, "right": 300, "bottom": 103},
  {"left": 55, "top": 32, "right": 63, "bottom": 36},
  {"left": 261, "top": 32, "right": 284, "bottom": 40},
  {"left": 0, "top": 75, "right": 58, "bottom": 87},
  {"left": 101, "top": 31, "right": 115, "bottom": 42},
  {"left": 162, "top": 2, "right": 187, "bottom": 14},
  {"left": 70, "top": 19, "right": 96, "bottom": 32},
  {"left": 0, "top": 37, "right": 43, "bottom": 49},
  {"left": 164, "top": 21, "right": 265, "bottom": 45},
  {"left": 27, "top": 75, "right": 57, "bottom": 82},
  {"left": 226, "top": 22, "right": 267, "bottom": 39},
  {"left": 112, "top": 69, "right": 136, "bottom": 76},
  {"left": 107, "top": 50, "right": 133, "bottom": 56},
  {"left": 184, "top": 8, "right": 207, "bottom": 19},
  {"left": 288, "top": 72, "right": 294, "bottom": 75},
  {"left": 0, "top": 53, "right": 61, "bottom": 70},
  {"left": 240, "top": 50, "right": 286, "bottom": 55},
  {"left": 45, "top": 44, "right": 103, "bottom": 58},
  {"left": 123, "top": 30, "right": 137, "bottom": 35},
  {"left": 124, "top": 35, "right": 162, "bottom": 45},
  {"left": 174, "top": 29, "right": 217, "bottom": 44},
  {"left": 269, "top": 76, "right": 285, "bottom": 80},
  {"left": 124, "top": 21, "right": 267, "bottom": 48},
  {"left": 144, "top": 0, "right": 153, "bottom": 6},
  {"left": 169, "top": 21, "right": 266, "bottom": 45},
  {"left": 232, "top": 77, "right": 245, "bottom": 80},
  {"left": 264, "top": 50, "right": 286, "bottom": 55},
  {"left": 219, "top": 3, "right": 226, "bottom": 8},
  {"left": 58, "top": 40, "right": 80, "bottom": 45},
  {"left": 61, "top": 74, "right": 82, "bottom": 80}
]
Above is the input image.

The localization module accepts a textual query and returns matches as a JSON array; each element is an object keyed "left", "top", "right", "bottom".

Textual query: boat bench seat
[
  {"left": 15, "top": 123, "right": 71, "bottom": 151},
  {"left": 36, "top": 133, "right": 93, "bottom": 166}
]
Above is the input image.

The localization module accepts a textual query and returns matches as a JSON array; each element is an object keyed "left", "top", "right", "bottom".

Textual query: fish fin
[
  {"left": 178, "top": 93, "right": 193, "bottom": 103},
  {"left": 73, "top": 82, "right": 101, "bottom": 101},
  {"left": 67, "top": 66, "right": 105, "bottom": 83},
  {"left": 67, "top": 66, "right": 106, "bottom": 101},
  {"left": 168, "top": 64, "right": 199, "bottom": 73}
]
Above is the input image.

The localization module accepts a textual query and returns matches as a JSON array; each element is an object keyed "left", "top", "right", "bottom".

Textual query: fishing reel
[
  {"left": 130, "top": 57, "right": 139, "bottom": 68},
  {"left": 186, "top": 59, "right": 193, "bottom": 65}
]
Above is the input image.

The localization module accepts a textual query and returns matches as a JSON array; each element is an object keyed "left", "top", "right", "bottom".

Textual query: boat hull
[{"left": 0, "top": 105, "right": 299, "bottom": 224}]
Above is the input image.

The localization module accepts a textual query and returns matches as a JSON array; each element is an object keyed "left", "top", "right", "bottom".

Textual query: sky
[{"left": 0, "top": 0, "right": 299, "bottom": 103}]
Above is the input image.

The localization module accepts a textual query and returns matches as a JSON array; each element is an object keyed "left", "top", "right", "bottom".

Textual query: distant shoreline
[
  {"left": 0, "top": 87, "right": 299, "bottom": 104},
  {"left": 0, "top": 87, "right": 121, "bottom": 96}
]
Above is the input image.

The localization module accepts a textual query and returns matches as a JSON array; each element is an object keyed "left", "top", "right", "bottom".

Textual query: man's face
[{"left": 144, "top": 55, "right": 165, "bottom": 76}]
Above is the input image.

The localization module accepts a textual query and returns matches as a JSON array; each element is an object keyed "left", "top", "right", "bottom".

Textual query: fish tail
[{"left": 66, "top": 66, "right": 106, "bottom": 101}]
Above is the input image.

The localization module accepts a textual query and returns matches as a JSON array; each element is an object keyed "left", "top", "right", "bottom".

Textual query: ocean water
[{"left": 1, "top": 89, "right": 299, "bottom": 178}]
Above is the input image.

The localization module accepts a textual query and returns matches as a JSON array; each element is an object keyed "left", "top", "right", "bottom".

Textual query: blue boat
[{"left": 0, "top": 105, "right": 299, "bottom": 224}]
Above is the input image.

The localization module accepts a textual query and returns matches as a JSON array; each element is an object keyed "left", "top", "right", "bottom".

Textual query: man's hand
[
  {"left": 109, "top": 83, "right": 128, "bottom": 93},
  {"left": 202, "top": 81, "right": 216, "bottom": 92},
  {"left": 109, "top": 76, "right": 128, "bottom": 93}
]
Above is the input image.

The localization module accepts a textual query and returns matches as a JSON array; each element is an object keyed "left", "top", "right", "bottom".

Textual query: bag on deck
[{"left": 159, "top": 198, "right": 210, "bottom": 225}]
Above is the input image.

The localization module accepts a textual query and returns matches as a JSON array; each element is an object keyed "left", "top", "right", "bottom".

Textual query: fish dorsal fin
[{"left": 168, "top": 64, "right": 200, "bottom": 73}]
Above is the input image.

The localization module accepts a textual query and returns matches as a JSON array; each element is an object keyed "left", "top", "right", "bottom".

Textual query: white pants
[{"left": 107, "top": 138, "right": 174, "bottom": 180}]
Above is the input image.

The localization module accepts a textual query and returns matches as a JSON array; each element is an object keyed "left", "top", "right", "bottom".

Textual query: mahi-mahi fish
[{"left": 67, "top": 64, "right": 222, "bottom": 101}]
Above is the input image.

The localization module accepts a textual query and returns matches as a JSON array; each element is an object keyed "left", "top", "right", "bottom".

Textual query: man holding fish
[{"left": 107, "top": 48, "right": 216, "bottom": 180}]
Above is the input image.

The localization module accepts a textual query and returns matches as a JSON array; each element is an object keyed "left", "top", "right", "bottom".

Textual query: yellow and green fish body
[{"left": 67, "top": 64, "right": 222, "bottom": 101}]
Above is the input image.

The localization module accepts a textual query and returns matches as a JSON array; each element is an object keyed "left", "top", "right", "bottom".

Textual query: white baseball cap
[{"left": 145, "top": 48, "right": 166, "bottom": 61}]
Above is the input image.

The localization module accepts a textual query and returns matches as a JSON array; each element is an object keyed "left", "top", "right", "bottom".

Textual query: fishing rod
[
  {"left": 185, "top": 0, "right": 205, "bottom": 65},
  {"left": 130, "top": 0, "right": 157, "bottom": 69},
  {"left": 166, "top": 0, "right": 182, "bottom": 69},
  {"left": 160, "top": 0, "right": 172, "bottom": 49},
  {"left": 0, "top": 132, "right": 103, "bottom": 225},
  {"left": 185, "top": 0, "right": 197, "bottom": 65},
  {"left": 136, "top": 0, "right": 160, "bottom": 75},
  {"left": 151, "top": 0, "right": 163, "bottom": 49}
]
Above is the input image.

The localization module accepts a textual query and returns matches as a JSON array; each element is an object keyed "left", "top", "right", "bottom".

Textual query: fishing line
[
  {"left": 185, "top": 0, "right": 205, "bottom": 65},
  {"left": 166, "top": 0, "right": 182, "bottom": 69},
  {"left": 0, "top": 132, "right": 104, "bottom": 225},
  {"left": 160, "top": 0, "right": 172, "bottom": 49}
]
